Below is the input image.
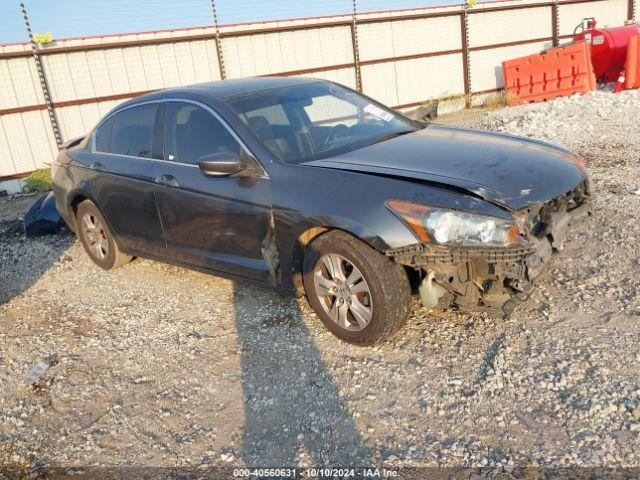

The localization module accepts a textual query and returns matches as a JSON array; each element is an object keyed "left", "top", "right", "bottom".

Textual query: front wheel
[{"left": 302, "top": 231, "right": 412, "bottom": 346}]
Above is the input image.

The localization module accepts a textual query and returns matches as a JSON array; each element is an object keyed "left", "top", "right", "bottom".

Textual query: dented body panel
[
  {"left": 305, "top": 124, "right": 584, "bottom": 211},
  {"left": 267, "top": 161, "right": 518, "bottom": 294}
]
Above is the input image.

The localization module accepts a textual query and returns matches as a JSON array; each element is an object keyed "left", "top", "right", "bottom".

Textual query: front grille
[{"left": 386, "top": 243, "right": 536, "bottom": 266}]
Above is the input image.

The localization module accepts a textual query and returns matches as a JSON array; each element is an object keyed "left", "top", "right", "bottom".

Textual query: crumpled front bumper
[{"left": 385, "top": 184, "right": 593, "bottom": 317}]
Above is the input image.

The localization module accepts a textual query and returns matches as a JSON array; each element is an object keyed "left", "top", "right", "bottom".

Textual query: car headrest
[
  {"left": 186, "top": 108, "right": 215, "bottom": 139},
  {"left": 247, "top": 115, "right": 274, "bottom": 141}
]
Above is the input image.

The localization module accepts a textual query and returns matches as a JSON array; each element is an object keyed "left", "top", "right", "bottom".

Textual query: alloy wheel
[
  {"left": 313, "top": 253, "right": 373, "bottom": 331},
  {"left": 82, "top": 213, "right": 109, "bottom": 260}
]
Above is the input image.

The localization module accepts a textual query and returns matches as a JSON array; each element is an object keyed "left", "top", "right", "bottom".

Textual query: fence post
[
  {"left": 460, "top": 7, "right": 471, "bottom": 108},
  {"left": 552, "top": 0, "right": 560, "bottom": 46},
  {"left": 629, "top": 0, "right": 636, "bottom": 20},
  {"left": 351, "top": 0, "right": 363, "bottom": 92},
  {"left": 19, "top": 2, "right": 63, "bottom": 149},
  {"left": 209, "top": 0, "right": 226, "bottom": 80}
]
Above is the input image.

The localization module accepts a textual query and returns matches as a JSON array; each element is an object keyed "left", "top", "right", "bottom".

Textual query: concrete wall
[{"left": 0, "top": 0, "right": 634, "bottom": 192}]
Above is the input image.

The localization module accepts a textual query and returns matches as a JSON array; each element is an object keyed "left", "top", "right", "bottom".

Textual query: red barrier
[
  {"left": 502, "top": 41, "right": 597, "bottom": 105},
  {"left": 624, "top": 34, "right": 640, "bottom": 90}
]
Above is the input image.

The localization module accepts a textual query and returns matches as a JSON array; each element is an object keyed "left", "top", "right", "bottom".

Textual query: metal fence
[{"left": 0, "top": 0, "right": 636, "bottom": 190}]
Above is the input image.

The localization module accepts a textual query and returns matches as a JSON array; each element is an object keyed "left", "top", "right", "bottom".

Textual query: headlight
[
  {"left": 424, "top": 209, "right": 516, "bottom": 246},
  {"left": 386, "top": 200, "right": 521, "bottom": 247}
]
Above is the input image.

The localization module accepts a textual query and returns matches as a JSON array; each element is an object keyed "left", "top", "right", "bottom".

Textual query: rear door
[
  {"left": 153, "top": 100, "right": 273, "bottom": 282},
  {"left": 91, "top": 103, "right": 166, "bottom": 255}
]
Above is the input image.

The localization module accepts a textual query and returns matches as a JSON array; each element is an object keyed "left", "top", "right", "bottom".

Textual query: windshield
[{"left": 226, "top": 82, "right": 418, "bottom": 164}]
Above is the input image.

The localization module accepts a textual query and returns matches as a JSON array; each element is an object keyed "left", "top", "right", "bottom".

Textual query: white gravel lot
[{"left": 1, "top": 88, "right": 640, "bottom": 477}]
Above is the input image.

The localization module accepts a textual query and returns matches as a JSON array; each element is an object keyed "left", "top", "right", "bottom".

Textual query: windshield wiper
[{"left": 366, "top": 130, "right": 415, "bottom": 147}]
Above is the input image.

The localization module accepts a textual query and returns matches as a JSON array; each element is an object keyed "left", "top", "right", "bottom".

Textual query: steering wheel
[{"left": 322, "top": 124, "right": 350, "bottom": 149}]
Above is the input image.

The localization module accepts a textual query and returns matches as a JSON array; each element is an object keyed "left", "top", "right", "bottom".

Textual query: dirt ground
[{"left": 1, "top": 90, "right": 640, "bottom": 478}]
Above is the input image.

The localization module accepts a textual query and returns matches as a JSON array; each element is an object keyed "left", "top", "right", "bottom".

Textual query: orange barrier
[
  {"left": 502, "top": 41, "right": 597, "bottom": 105},
  {"left": 624, "top": 34, "right": 640, "bottom": 90}
]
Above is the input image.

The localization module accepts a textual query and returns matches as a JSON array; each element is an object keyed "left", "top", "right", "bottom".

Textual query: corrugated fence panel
[
  {"left": 57, "top": 104, "right": 97, "bottom": 141},
  {"left": 0, "top": 110, "right": 56, "bottom": 176},
  {"left": 116, "top": 47, "right": 152, "bottom": 92},
  {"left": 0, "top": 57, "right": 45, "bottom": 109},
  {"left": 102, "top": 48, "right": 136, "bottom": 93},
  {"left": 190, "top": 39, "right": 223, "bottom": 83},
  {"left": 357, "top": 15, "right": 462, "bottom": 61},
  {"left": 56, "top": 99, "right": 124, "bottom": 141},
  {"left": 0, "top": 44, "right": 30, "bottom": 55},
  {"left": 296, "top": 68, "right": 358, "bottom": 91},
  {"left": 360, "top": 62, "right": 400, "bottom": 106},
  {"left": 222, "top": 26, "right": 353, "bottom": 77},
  {"left": 29, "top": 110, "right": 58, "bottom": 168},
  {"left": 0, "top": 117, "right": 17, "bottom": 177},
  {"left": 559, "top": 0, "right": 629, "bottom": 36},
  {"left": 42, "top": 54, "right": 79, "bottom": 103},
  {"left": 469, "top": 40, "right": 551, "bottom": 92},
  {"left": 362, "top": 53, "right": 465, "bottom": 107},
  {"left": 140, "top": 45, "right": 169, "bottom": 91},
  {"left": 468, "top": 6, "right": 553, "bottom": 47},
  {"left": 83, "top": 50, "right": 115, "bottom": 97},
  {"left": 395, "top": 54, "right": 465, "bottom": 105},
  {"left": 41, "top": 39, "right": 220, "bottom": 103}
]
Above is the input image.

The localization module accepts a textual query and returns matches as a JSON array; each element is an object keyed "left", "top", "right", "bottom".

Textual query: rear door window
[
  {"left": 109, "top": 104, "right": 159, "bottom": 158},
  {"left": 94, "top": 117, "right": 114, "bottom": 153},
  {"left": 164, "top": 102, "right": 242, "bottom": 165}
]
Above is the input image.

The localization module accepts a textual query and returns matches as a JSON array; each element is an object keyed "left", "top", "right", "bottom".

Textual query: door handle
[
  {"left": 89, "top": 161, "right": 105, "bottom": 171},
  {"left": 154, "top": 174, "right": 179, "bottom": 188}
]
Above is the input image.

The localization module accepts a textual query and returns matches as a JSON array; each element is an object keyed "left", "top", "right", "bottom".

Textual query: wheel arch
[
  {"left": 291, "top": 226, "right": 330, "bottom": 295},
  {"left": 67, "top": 189, "right": 96, "bottom": 231},
  {"left": 289, "top": 224, "right": 390, "bottom": 297},
  {"left": 66, "top": 189, "right": 120, "bottom": 247}
]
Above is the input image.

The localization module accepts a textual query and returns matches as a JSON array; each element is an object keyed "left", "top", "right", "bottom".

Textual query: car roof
[{"left": 117, "top": 76, "right": 323, "bottom": 110}]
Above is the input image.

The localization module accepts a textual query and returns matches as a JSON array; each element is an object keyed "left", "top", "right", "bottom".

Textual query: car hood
[{"left": 304, "top": 124, "right": 585, "bottom": 211}]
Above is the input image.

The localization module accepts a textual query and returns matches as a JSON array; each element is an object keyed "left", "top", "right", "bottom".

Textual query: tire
[
  {"left": 75, "top": 199, "right": 132, "bottom": 270},
  {"left": 302, "top": 230, "right": 412, "bottom": 346}
]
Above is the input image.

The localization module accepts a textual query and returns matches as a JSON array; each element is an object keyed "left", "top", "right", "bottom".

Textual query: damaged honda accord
[{"left": 52, "top": 77, "right": 592, "bottom": 346}]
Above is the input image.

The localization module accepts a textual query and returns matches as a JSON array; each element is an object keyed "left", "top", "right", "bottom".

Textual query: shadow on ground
[{"left": 232, "top": 281, "right": 372, "bottom": 467}]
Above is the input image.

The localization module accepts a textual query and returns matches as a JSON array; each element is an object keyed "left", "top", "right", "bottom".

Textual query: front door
[{"left": 153, "top": 100, "right": 273, "bottom": 282}]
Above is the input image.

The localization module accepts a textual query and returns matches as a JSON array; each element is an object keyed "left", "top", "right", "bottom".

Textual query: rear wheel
[
  {"left": 303, "top": 230, "right": 411, "bottom": 346},
  {"left": 76, "top": 200, "right": 132, "bottom": 270}
]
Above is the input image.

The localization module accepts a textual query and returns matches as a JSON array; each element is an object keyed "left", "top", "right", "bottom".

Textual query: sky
[{"left": 0, "top": 0, "right": 465, "bottom": 45}]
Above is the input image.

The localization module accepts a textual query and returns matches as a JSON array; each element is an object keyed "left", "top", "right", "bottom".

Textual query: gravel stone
[{"left": 1, "top": 87, "right": 640, "bottom": 473}]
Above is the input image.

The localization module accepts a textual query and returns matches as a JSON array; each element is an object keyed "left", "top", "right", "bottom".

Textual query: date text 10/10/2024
[{"left": 233, "top": 468, "right": 399, "bottom": 478}]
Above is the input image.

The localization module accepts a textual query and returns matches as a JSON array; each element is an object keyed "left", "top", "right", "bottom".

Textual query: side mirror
[{"left": 198, "top": 152, "right": 246, "bottom": 178}]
